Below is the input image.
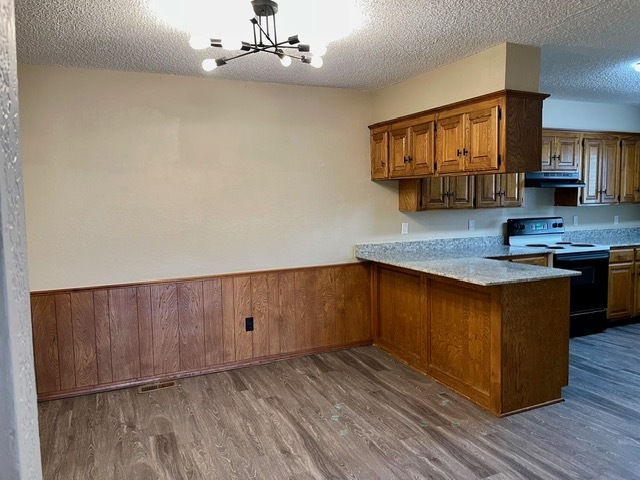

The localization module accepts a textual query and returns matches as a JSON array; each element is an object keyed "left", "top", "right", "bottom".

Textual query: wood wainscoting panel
[
  {"left": 136, "top": 286, "right": 155, "bottom": 378},
  {"left": 428, "top": 279, "right": 493, "bottom": 406},
  {"left": 70, "top": 291, "right": 98, "bottom": 388},
  {"left": 108, "top": 287, "right": 141, "bottom": 382},
  {"left": 233, "top": 276, "right": 253, "bottom": 362},
  {"left": 269, "top": 271, "right": 296, "bottom": 355},
  {"left": 93, "top": 290, "right": 113, "bottom": 384},
  {"left": 32, "top": 262, "right": 373, "bottom": 401},
  {"left": 31, "top": 295, "right": 60, "bottom": 394},
  {"left": 202, "top": 279, "right": 224, "bottom": 366},
  {"left": 55, "top": 293, "right": 76, "bottom": 390},
  {"left": 177, "top": 281, "right": 206, "bottom": 370},
  {"left": 221, "top": 277, "right": 236, "bottom": 363},
  {"left": 150, "top": 284, "right": 179, "bottom": 375},
  {"left": 337, "top": 263, "right": 372, "bottom": 344},
  {"left": 250, "top": 274, "right": 270, "bottom": 359}
]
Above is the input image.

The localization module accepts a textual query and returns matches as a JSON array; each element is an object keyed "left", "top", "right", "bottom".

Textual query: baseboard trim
[{"left": 37, "top": 340, "right": 373, "bottom": 402}]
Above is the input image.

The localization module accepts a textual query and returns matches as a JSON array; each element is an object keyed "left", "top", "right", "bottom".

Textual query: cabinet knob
[
  {"left": 381, "top": 162, "right": 386, "bottom": 167},
  {"left": 456, "top": 149, "right": 462, "bottom": 157},
  {"left": 463, "top": 148, "right": 469, "bottom": 156}
]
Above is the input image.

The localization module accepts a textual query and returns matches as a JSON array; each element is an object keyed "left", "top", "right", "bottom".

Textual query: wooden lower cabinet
[
  {"left": 31, "top": 263, "right": 372, "bottom": 401},
  {"left": 373, "top": 264, "right": 569, "bottom": 416},
  {"left": 607, "top": 248, "right": 636, "bottom": 320}
]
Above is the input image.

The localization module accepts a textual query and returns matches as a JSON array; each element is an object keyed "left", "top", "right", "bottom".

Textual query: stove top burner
[{"left": 507, "top": 217, "right": 610, "bottom": 255}]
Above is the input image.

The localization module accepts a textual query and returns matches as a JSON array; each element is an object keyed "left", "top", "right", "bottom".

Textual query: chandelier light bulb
[
  {"left": 634, "top": 62, "right": 640, "bottom": 73},
  {"left": 310, "top": 56, "right": 324, "bottom": 68},
  {"left": 189, "top": 34, "right": 210, "bottom": 50},
  {"left": 201, "top": 59, "right": 218, "bottom": 72},
  {"left": 280, "top": 55, "right": 292, "bottom": 67}
]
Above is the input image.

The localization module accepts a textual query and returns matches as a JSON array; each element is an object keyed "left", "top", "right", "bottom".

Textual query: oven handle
[{"left": 554, "top": 251, "right": 610, "bottom": 262}]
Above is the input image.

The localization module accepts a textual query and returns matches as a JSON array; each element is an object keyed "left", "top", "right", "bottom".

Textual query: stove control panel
[{"left": 507, "top": 217, "right": 565, "bottom": 237}]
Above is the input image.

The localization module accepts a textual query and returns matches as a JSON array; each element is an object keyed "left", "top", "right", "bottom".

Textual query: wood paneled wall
[{"left": 31, "top": 263, "right": 371, "bottom": 400}]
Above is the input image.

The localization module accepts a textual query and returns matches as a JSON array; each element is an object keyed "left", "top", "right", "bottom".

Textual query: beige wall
[
  {"left": 371, "top": 42, "right": 541, "bottom": 123},
  {"left": 20, "top": 65, "right": 393, "bottom": 290}
]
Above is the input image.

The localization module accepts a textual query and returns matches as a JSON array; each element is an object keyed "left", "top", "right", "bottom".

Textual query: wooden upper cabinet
[
  {"left": 542, "top": 131, "right": 581, "bottom": 172},
  {"left": 580, "top": 136, "right": 620, "bottom": 205},
  {"left": 620, "top": 136, "right": 640, "bottom": 204},
  {"left": 388, "top": 115, "right": 436, "bottom": 179},
  {"left": 389, "top": 126, "right": 411, "bottom": 178},
  {"left": 369, "top": 90, "right": 547, "bottom": 181},
  {"left": 399, "top": 176, "right": 473, "bottom": 211},
  {"left": 435, "top": 103, "right": 499, "bottom": 174},
  {"left": 475, "top": 173, "right": 523, "bottom": 208},
  {"left": 435, "top": 114, "right": 465, "bottom": 174},
  {"left": 370, "top": 126, "right": 389, "bottom": 180},
  {"left": 410, "top": 120, "right": 436, "bottom": 176},
  {"left": 465, "top": 106, "right": 499, "bottom": 172}
]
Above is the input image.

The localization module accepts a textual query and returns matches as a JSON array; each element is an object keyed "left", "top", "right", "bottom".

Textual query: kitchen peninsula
[{"left": 356, "top": 237, "right": 580, "bottom": 416}]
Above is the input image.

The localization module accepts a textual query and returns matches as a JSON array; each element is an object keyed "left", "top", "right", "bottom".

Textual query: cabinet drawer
[
  {"left": 510, "top": 255, "right": 548, "bottom": 267},
  {"left": 610, "top": 248, "right": 634, "bottom": 264}
]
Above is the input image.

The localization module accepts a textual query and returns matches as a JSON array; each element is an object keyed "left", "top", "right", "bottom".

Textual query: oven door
[{"left": 553, "top": 251, "right": 609, "bottom": 314}]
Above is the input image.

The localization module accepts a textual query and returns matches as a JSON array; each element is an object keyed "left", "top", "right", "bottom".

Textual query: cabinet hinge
[
  {"left": 498, "top": 154, "right": 502, "bottom": 167},
  {"left": 434, "top": 122, "right": 437, "bottom": 133},
  {"left": 497, "top": 106, "right": 502, "bottom": 121}
]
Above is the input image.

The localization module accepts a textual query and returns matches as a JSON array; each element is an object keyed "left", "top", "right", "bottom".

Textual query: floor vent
[{"left": 137, "top": 381, "right": 177, "bottom": 394}]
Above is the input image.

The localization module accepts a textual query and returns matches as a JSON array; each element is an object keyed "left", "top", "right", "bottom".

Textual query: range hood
[{"left": 524, "top": 171, "right": 586, "bottom": 188}]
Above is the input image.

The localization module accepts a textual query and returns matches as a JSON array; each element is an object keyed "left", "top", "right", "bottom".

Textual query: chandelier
[{"left": 190, "top": 0, "right": 325, "bottom": 71}]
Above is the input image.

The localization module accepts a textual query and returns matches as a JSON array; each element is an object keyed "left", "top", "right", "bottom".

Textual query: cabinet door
[
  {"left": 449, "top": 176, "right": 474, "bottom": 208},
  {"left": 555, "top": 134, "right": 581, "bottom": 171},
  {"left": 435, "top": 114, "right": 464, "bottom": 174},
  {"left": 421, "top": 177, "right": 448, "bottom": 209},
  {"left": 541, "top": 136, "right": 554, "bottom": 171},
  {"left": 581, "top": 138, "right": 602, "bottom": 204},
  {"left": 389, "top": 127, "right": 411, "bottom": 178},
  {"left": 475, "top": 174, "right": 500, "bottom": 208},
  {"left": 464, "top": 106, "right": 499, "bottom": 172},
  {"left": 410, "top": 120, "right": 435, "bottom": 176},
  {"left": 620, "top": 137, "right": 640, "bottom": 204},
  {"left": 600, "top": 139, "right": 620, "bottom": 204},
  {"left": 608, "top": 263, "right": 634, "bottom": 320},
  {"left": 370, "top": 127, "right": 389, "bottom": 180},
  {"left": 500, "top": 173, "right": 524, "bottom": 208}
]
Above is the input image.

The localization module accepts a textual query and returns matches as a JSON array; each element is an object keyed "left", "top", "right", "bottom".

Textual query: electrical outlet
[
  {"left": 245, "top": 317, "right": 254, "bottom": 332},
  {"left": 573, "top": 215, "right": 579, "bottom": 226},
  {"left": 468, "top": 219, "right": 475, "bottom": 231},
  {"left": 401, "top": 222, "right": 409, "bottom": 235},
  {"left": 614, "top": 215, "right": 619, "bottom": 225}
]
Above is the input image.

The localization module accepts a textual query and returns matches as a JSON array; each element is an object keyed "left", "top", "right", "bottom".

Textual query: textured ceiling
[{"left": 14, "top": 0, "right": 640, "bottom": 105}]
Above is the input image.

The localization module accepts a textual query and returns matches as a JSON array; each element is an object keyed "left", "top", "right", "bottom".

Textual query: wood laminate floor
[{"left": 39, "top": 324, "right": 640, "bottom": 479}]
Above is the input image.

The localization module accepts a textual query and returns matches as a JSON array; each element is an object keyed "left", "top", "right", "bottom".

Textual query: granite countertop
[
  {"left": 355, "top": 227, "right": 640, "bottom": 286},
  {"left": 355, "top": 235, "right": 578, "bottom": 286},
  {"left": 564, "top": 227, "right": 640, "bottom": 248}
]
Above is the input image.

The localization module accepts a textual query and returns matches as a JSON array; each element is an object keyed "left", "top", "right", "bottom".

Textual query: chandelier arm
[{"left": 252, "top": 18, "right": 278, "bottom": 47}]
